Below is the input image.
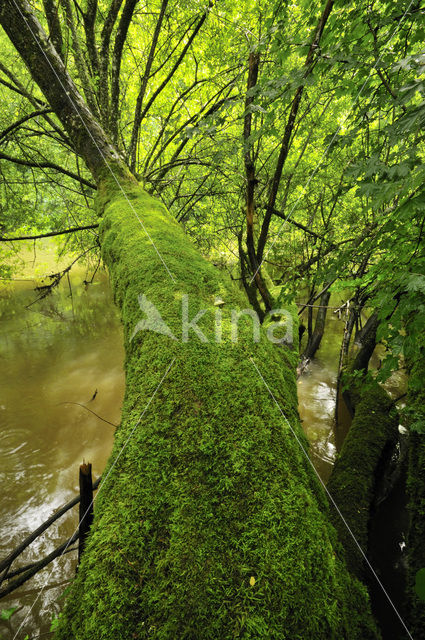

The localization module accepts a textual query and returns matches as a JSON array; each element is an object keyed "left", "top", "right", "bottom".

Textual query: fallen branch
[
  {"left": 0, "top": 477, "right": 101, "bottom": 576},
  {"left": 4, "top": 545, "right": 78, "bottom": 581},
  {"left": 58, "top": 402, "right": 118, "bottom": 427},
  {"left": 0, "top": 533, "right": 79, "bottom": 599}
]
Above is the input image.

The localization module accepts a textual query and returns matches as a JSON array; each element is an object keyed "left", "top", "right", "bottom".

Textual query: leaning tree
[{"left": 0, "top": 1, "right": 382, "bottom": 638}]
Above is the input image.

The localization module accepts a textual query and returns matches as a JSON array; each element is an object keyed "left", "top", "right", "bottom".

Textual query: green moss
[
  {"left": 55, "top": 177, "right": 378, "bottom": 639},
  {"left": 327, "top": 383, "right": 398, "bottom": 578},
  {"left": 406, "top": 356, "right": 425, "bottom": 638}
]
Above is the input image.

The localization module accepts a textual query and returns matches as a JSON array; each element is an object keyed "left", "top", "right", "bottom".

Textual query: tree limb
[
  {"left": 0, "top": 476, "right": 101, "bottom": 577},
  {"left": 110, "top": 0, "right": 139, "bottom": 142},
  {"left": 129, "top": 0, "right": 169, "bottom": 170},
  {"left": 0, "top": 224, "right": 98, "bottom": 242},
  {"left": 256, "top": 0, "right": 335, "bottom": 265},
  {"left": 0, "top": 151, "right": 96, "bottom": 188},
  {"left": 0, "top": 108, "right": 53, "bottom": 141},
  {"left": 42, "top": 0, "right": 64, "bottom": 60}
]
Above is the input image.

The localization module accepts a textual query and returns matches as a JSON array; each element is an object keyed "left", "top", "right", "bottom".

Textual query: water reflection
[
  {"left": 297, "top": 311, "right": 345, "bottom": 482},
  {"left": 0, "top": 269, "right": 124, "bottom": 639}
]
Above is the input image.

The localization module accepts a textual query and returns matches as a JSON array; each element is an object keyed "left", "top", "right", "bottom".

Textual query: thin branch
[
  {"left": 0, "top": 477, "right": 101, "bottom": 577},
  {"left": 0, "top": 533, "right": 79, "bottom": 599},
  {"left": 0, "top": 109, "right": 53, "bottom": 140},
  {"left": 0, "top": 151, "right": 96, "bottom": 189},
  {"left": 129, "top": 0, "right": 169, "bottom": 170},
  {"left": 256, "top": 0, "right": 335, "bottom": 265},
  {"left": 110, "top": 0, "right": 139, "bottom": 141},
  {"left": 98, "top": 0, "right": 123, "bottom": 119},
  {"left": 57, "top": 401, "right": 118, "bottom": 427},
  {"left": 137, "top": 3, "right": 213, "bottom": 126},
  {"left": 0, "top": 224, "right": 98, "bottom": 242},
  {"left": 269, "top": 207, "right": 328, "bottom": 241}
]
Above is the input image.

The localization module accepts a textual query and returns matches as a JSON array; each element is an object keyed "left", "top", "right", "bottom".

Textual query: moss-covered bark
[
  {"left": 406, "top": 355, "right": 425, "bottom": 639},
  {"left": 327, "top": 383, "right": 398, "bottom": 578},
  {"left": 53, "top": 176, "right": 378, "bottom": 639}
]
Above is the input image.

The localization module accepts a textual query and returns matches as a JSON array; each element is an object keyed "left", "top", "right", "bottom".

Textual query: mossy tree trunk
[
  {"left": 406, "top": 357, "right": 425, "bottom": 639},
  {"left": 0, "top": 2, "right": 379, "bottom": 637},
  {"left": 327, "top": 383, "right": 398, "bottom": 578}
]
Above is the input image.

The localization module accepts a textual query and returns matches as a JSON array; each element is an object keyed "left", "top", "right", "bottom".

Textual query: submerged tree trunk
[{"left": 0, "top": 2, "right": 379, "bottom": 637}]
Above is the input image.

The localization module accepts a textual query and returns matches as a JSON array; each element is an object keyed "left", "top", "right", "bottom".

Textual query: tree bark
[
  {"left": 301, "top": 285, "right": 331, "bottom": 361},
  {"left": 327, "top": 383, "right": 398, "bottom": 578},
  {"left": 78, "top": 462, "right": 94, "bottom": 564},
  {"left": 352, "top": 311, "right": 379, "bottom": 373},
  {"left": 406, "top": 356, "right": 425, "bottom": 639},
  {"left": 0, "top": 0, "right": 124, "bottom": 181}
]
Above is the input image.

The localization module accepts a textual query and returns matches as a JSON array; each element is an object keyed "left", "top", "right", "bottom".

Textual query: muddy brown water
[
  {"left": 0, "top": 266, "right": 124, "bottom": 638},
  {"left": 0, "top": 265, "right": 408, "bottom": 639}
]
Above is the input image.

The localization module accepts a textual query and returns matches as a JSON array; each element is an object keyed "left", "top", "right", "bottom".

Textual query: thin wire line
[
  {"left": 9, "top": 0, "right": 176, "bottom": 283},
  {"left": 250, "top": 0, "right": 417, "bottom": 284},
  {"left": 12, "top": 357, "right": 176, "bottom": 640},
  {"left": 250, "top": 356, "right": 414, "bottom": 640}
]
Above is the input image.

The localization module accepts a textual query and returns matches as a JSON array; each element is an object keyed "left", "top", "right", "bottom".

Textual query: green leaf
[{"left": 406, "top": 273, "right": 425, "bottom": 294}]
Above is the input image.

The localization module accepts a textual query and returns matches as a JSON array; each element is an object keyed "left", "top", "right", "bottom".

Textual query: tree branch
[
  {"left": 129, "top": 0, "right": 169, "bottom": 170},
  {"left": 0, "top": 476, "right": 101, "bottom": 579},
  {"left": 0, "top": 108, "right": 53, "bottom": 141},
  {"left": 0, "top": 532, "right": 79, "bottom": 599},
  {"left": 98, "top": 0, "right": 123, "bottom": 121},
  {"left": 60, "top": 0, "right": 100, "bottom": 119},
  {"left": 256, "top": 0, "right": 335, "bottom": 265},
  {"left": 0, "top": 151, "right": 96, "bottom": 188},
  {"left": 83, "top": 0, "right": 100, "bottom": 78},
  {"left": 42, "top": 0, "right": 64, "bottom": 60},
  {"left": 110, "top": 0, "right": 139, "bottom": 142},
  {"left": 0, "top": 224, "right": 98, "bottom": 242},
  {"left": 136, "top": 4, "right": 212, "bottom": 127}
]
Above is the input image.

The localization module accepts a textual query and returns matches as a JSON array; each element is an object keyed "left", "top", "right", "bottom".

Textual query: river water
[
  {"left": 0, "top": 257, "right": 409, "bottom": 639},
  {"left": 0, "top": 257, "right": 124, "bottom": 638}
]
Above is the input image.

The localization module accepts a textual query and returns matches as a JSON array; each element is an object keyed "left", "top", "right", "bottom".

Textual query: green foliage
[{"left": 50, "top": 613, "right": 62, "bottom": 631}]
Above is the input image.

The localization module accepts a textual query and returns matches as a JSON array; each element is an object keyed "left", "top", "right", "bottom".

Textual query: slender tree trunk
[
  {"left": 351, "top": 312, "right": 379, "bottom": 373},
  {"left": 301, "top": 285, "right": 331, "bottom": 361}
]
